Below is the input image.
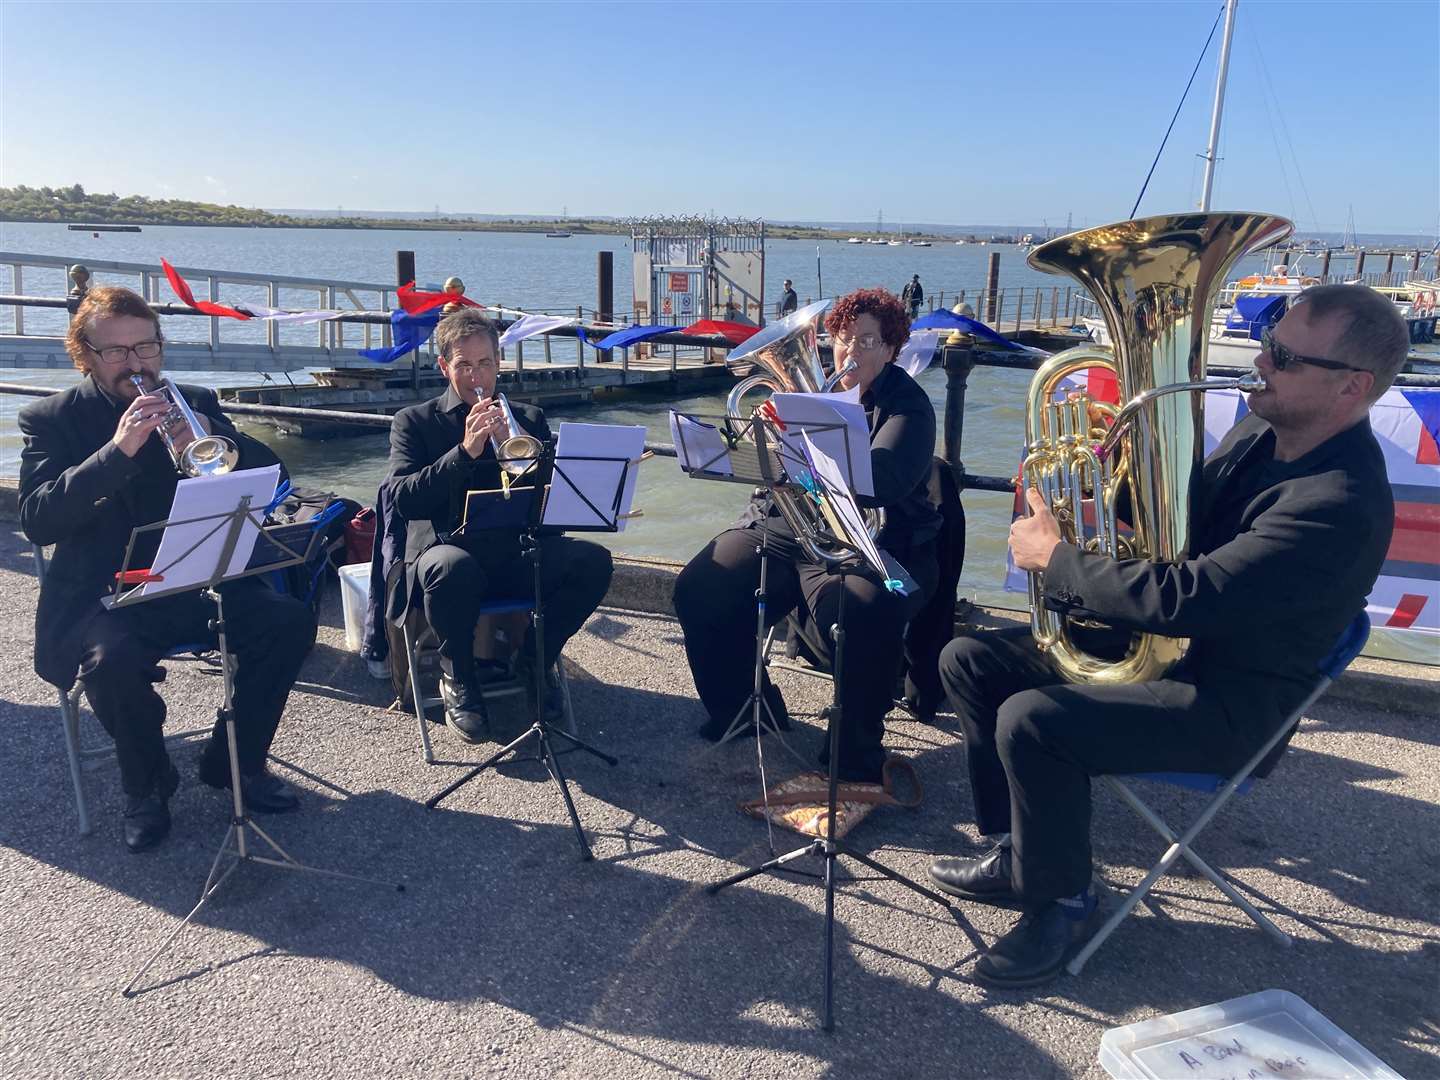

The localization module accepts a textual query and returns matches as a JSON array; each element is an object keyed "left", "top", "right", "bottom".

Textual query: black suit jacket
[
  {"left": 19, "top": 375, "right": 284, "bottom": 690},
  {"left": 386, "top": 386, "right": 551, "bottom": 617},
  {"left": 1041, "top": 413, "right": 1393, "bottom": 740}
]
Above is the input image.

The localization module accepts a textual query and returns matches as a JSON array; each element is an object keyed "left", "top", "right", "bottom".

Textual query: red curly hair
[{"left": 824, "top": 287, "right": 910, "bottom": 356}]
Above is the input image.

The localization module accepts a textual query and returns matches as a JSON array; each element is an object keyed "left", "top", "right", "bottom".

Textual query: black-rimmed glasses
[
  {"left": 1260, "top": 326, "right": 1362, "bottom": 373},
  {"left": 84, "top": 339, "right": 163, "bottom": 365}
]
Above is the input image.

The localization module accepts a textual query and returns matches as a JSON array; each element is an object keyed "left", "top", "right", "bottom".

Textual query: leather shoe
[
  {"left": 440, "top": 671, "right": 490, "bottom": 744},
  {"left": 928, "top": 840, "right": 1020, "bottom": 905},
  {"left": 122, "top": 760, "right": 180, "bottom": 854},
  {"left": 975, "top": 899, "right": 1105, "bottom": 989},
  {"left": 199, "top": 761, "right": 300, "bottom": 814}
]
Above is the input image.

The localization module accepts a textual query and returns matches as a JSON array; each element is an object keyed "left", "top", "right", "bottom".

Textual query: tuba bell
[
  {"left": 1022, "top": 211, "right": 1292, "bottom": 684},
  {"left": 724, "top": 300, "right": 879, "bottom": 566},
  {"left": 130, "top": 375, "right": 240, "bottom": 478}
]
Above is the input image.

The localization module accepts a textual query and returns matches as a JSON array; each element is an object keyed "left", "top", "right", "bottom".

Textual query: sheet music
[
  {"left": 668, "top": 411, "right": 733, "bottom": 477},
  {"left": 141, "top": 465, "right": 281, "bottom": 598},
  {"left": 800, "top": 433, "right": 909, "bottom": 593},
  {"left": 768, "top": 391, "right": 873, "bottom": 496},
  {"left": 545, "top": 422, "right": 646, "bottom": 530}
]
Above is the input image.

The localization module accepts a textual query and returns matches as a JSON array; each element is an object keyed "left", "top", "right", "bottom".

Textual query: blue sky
[{"left": 2, "top": 0, "right": 1436, "bottom": 235}]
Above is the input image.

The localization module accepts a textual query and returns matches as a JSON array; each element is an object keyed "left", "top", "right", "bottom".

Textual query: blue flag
[{"left": 359, "top": 310, "right": 441, "bottom": 364}]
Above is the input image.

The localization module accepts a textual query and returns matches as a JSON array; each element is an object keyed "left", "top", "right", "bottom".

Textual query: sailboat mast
[{"left": 1199, "top": 0, "right": 1239, "bottom": 211}]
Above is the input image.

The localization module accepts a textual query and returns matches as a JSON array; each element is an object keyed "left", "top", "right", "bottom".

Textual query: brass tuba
[
  {"left": 724, "top": 300, "right": 877, "bottom": 566},
  {"left": 1022, "top": 211, "right": 1292, "bottom": 684}
]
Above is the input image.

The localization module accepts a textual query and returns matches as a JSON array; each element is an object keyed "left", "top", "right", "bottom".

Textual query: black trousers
[
  {"left": 416, "top": 534, "right": 613, "bottom": 678},
  {"left": 78, "top": 579, "right": 317, "bottom": 799},
  {"left": 938, "top": 627, "right": 1255, "bottom": 907},
  {"left": 674, "top": 526, "right": 936, "bottom": 783}
]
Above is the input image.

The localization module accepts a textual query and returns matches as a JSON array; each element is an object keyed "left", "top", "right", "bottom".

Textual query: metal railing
[{"left": 2, "top": 251, "right": 395, "bottom": 354}]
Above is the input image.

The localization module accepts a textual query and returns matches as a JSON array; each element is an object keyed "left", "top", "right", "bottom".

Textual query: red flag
[
  {"left": 395, "top": 281, "right": 482, "bottom": 316},
  {"left": 682, "top": 319, "right": 759, "bottom": 346},
  {"left": 160, "top": 259, "right": 251, "bottom": 320}
]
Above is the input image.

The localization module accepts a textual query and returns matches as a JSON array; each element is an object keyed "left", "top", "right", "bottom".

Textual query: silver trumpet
[
  {"left": 486, "top": 393, "right": 543, "bottom": 497},
  {"left": 130, "top": 375, "right": 239, "bottom": 477}
]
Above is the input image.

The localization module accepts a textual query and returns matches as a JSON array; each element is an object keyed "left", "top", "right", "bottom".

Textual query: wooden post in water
[
  {"left": 597, "top": 251, "right": 614, "bottom": 365},
  {"left": 1385, "top": 252, "right": 1395, "bottom": 284},
  {"left": 984, "top": 252, "right": 1000, "bottom": 324},
  {"left": 1412, "top": 250, "right": 1422, "bottom": 275},
  {"left": 1355, "top": 251, "right": 1367, "bottom": 279},
  {"left": 396, "top": 250, "right": 417, "bottom": 390},
  {"left": 1321, "top": 251, "right": 1332, "bottom": 281}
]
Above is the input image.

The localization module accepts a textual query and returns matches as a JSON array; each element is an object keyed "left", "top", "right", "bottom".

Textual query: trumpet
[
  {"left": 485, "top": 393, "right": 543, "bottom": 498},
  {"left": 130, "top": 375, "right": 239, "bottom": 478}
]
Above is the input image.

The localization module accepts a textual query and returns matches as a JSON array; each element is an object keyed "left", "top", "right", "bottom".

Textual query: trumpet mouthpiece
[{"left": 1239, "top": 371, "right": 1267, "bottom": 393}]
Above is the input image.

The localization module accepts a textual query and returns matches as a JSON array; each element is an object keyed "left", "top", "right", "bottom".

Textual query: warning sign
[{"left": 668, "top": 272, "right": 690, "bottom": 293}]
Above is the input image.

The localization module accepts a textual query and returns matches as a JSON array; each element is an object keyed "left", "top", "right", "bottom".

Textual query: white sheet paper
[
  {"left": 800, "top": 433, "right": 896, "bottom": 586},
  {"left": 668, "top": 411, "right": 732, "bottom": 476},
  {"left": 546, "top": 422, "right": 646, "bottom": 531},
  {"left": 768, "top": 391, "right": 873, "bottom": 496},
  {"left": 137, "top": 465, "right": 281, "bottom": 599}
]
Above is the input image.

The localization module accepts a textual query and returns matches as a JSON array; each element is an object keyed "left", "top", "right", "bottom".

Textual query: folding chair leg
[
  {"left": 59, "top": 688, "right": 92, "bottom": 836},
  {"left": 404, "top": 624, "right": 436, "bottom": 765},
  {"left": 1115, "top": 778, "right": 1293, "bottom": 944}
]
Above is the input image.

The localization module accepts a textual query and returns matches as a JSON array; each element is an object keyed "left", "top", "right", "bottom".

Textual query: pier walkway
[{"left": 1, "top": 523, "right": 1435, "bottom": 1079}]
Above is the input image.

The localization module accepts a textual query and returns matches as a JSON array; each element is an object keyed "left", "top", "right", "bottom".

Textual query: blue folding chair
[
  {"left": 399, "top": 597, "right": 573, "bottom": 765},
  {"left": 1068, "top": 611, "right": 1371, "bottom": 975},
  {"left": 34, "top": 544, "right": 217, "bottom": 836},
  {"left": 35, "top": 542, "right": 326, "bottom": 835}
]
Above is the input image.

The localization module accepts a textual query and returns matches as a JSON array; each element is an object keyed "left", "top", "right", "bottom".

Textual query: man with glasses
[
  {"left": 19, "top": 286, "right": 316, "bottom": 852},
  {"left": 387, "top": 308, "right": 612, "bottom": 742},
  {"left": 924, "top": 283, "right": 1410, "bottom": 988}
]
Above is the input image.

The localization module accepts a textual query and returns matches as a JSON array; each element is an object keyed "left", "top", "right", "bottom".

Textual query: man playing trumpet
[
  {"left": 387, "top": 309, "right": 613, "bottom": 742},
  {"left": 19, "top": 286, "right": 316, "bottom": 852}
]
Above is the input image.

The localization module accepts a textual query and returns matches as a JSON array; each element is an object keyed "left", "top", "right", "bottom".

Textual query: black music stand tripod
[
  {"left": 116, "top": 493, "right": 402, "bottom": 997},
  {"left": 701, "top": 494, "right": 951, "bottom": 1033},
  {"left": 425, "top": 445, "right": 630, "bottom": 860}
]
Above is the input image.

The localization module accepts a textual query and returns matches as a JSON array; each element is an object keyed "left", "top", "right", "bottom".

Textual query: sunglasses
[{"left": 1260, "top": 326, "right": 1364, "bottom": 373}]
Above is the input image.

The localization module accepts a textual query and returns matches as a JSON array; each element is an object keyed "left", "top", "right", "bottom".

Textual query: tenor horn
[
  {"left": 1023, "top": 211, "right": 1292, "bottom": 684},
  {"left": 724, "top": 299, "right": 880, "bottom": 566}
]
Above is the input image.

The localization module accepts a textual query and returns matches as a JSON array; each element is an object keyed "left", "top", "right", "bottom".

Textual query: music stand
[
  {"left": 425, "top": 442, "right": 633, "bottom": 861},
  {"left": 114, "top": 484, "right": 403, "bottom": 997},
  {"left": 672, "top": 413, "right": 822, "bottom": 766},
  {"left": 692, "top": 421, "right": 952, "bottom": 1033}
]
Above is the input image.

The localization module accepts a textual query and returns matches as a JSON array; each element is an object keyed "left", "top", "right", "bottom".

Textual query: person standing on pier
[
  {"left": 386, "top": 308, "right": 613, "bottom": 743},
  {"left": 18, "top": 286, "right": 315, "bottom": 853},
  {"left": 901, "top": 274, "right": 924, "bottom": 318},
  {"left": 777, "top": 279, "right": 798, "bottom": 319}
]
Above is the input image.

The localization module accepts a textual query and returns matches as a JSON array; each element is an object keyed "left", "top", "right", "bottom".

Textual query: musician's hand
[
  {"left": 111, "top": 394, "right": 168, "bottom": 458},
  {"left": 461, "top": 399, "right": 507, "bottom": 459},
  {"left": 1010, "top": 487, "right": 1062, "bottom": 572}
]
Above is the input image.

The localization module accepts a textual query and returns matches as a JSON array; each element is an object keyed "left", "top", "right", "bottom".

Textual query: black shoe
[
  {"left": 898, "top": 695, "right": 939, "bottom": 724},
  {"left": 928, "top": 840, "right": 1020, "bottom": 905},
  {"left": 121, "top": 761, "right": 180, "bottom": 854},
  {"left": 538, "top": 665, "right": 567, "bottom": 728},
  {"left": 440, "top": 671, "right": 490, "bottom": 744},
  {"left": 198, "top": 761, "right": 300, "bottom": 814},
  {"left": 974, "top": 899, "right": 1105, "bottom": 989}
]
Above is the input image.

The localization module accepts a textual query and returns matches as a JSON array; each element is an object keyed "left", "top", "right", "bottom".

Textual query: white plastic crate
[
  {"left": 1100, "top": 989, "right": 1402, "bottom": 1079},
  {"left": 337, "top": 562, "right": 370, "bottom": 654}
]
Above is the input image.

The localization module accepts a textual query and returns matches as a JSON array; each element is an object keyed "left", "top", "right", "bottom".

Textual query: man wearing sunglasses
[
  {"left": 925, "top": 283, "right": 1410, "bottom": 988},
  {"left": 18, "top": 286, "right": 315, "bottom": 853}
]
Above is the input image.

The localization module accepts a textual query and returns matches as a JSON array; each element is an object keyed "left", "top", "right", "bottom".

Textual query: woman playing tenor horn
[{"left": 673, "top": 288, "right": 941, "bottom": 783}]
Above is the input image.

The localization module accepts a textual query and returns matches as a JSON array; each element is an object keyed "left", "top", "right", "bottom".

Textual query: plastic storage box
[
  {"left": 338, "top": 562, "right": 370, "bottom": 654},
  {"left": 1099, "top": 989, "right": 1402, "bottom": 1079}
]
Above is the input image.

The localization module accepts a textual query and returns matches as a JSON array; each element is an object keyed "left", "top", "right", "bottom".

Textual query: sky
[{"left": 2, "top": 0, "right": 1437, "bottom": 236}]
